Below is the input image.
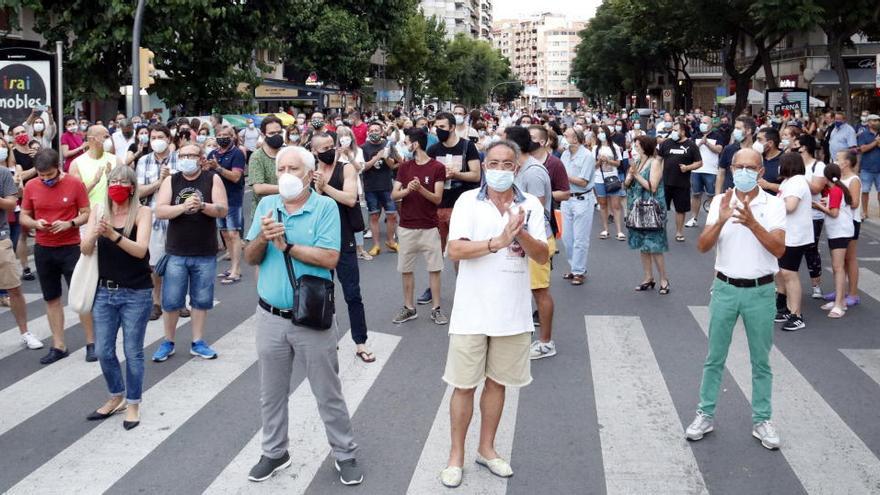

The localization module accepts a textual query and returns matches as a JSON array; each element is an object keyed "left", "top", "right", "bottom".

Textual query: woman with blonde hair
[{"left": 335, "top": 125, "right": 372, "bottom": 260}]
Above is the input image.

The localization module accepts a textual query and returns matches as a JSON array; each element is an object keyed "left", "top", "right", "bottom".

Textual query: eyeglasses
[
  {"left": 179, "top": 153, "right": 201, "bottom": 160},
  {"left": 485, "top": 160, "right": 516, "bottom": 171}
]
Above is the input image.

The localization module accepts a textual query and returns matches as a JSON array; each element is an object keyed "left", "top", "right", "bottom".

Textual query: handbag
[
  {"left": 279, "top": 210, "right": 335, "bottom": 330},
  {"left": 68, "top": 205, "right": 103, "bottom": 313},
  {"left": 600, "top": 167, "right": 622, "bottom": 194},
  {"left": 625, "top": 189, "right": 667, "bottom": 231}
]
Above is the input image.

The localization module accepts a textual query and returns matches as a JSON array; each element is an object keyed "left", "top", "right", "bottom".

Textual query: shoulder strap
[{"left": 277, "top": 209, "right": 298, "bottom": 291}]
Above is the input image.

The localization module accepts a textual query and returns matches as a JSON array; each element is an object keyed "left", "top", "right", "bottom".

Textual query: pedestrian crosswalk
[
  {"left": 0, "top": 302, "right": 79, "bottom": 360},
  {"left": 1, "top": 281, "right": 879, "bottom": 493}
]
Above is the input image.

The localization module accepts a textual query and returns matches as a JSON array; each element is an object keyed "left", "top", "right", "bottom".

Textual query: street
[{"left": 1, "top": 203, "right": 879, "bottom": 495}]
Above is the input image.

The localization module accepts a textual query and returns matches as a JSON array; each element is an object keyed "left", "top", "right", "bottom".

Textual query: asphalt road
[{"left": 1, "top": 202, "right": 879, "bottom": 494}]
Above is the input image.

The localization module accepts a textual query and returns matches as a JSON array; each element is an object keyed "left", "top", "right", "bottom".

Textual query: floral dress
[{"left": 626, "top": 159, "right": 668, "bottom": 253}]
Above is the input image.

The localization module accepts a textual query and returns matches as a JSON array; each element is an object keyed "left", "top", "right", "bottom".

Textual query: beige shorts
[
  {"left": 442, "top": 333, "right": 532, "bottom": 389},
  {"left": 0, "top": 238, "right": 22, "bottom": 290},
  {"left": 397, "top": 226, "right": 444, "bottom": 273}
]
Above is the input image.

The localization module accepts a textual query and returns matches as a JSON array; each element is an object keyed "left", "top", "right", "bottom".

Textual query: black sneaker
[
  {"left": 416, "top": 288, "right": 432, "bottom": 305},
  {"left": 248, "top": 452, "right": 291, "bottom": 482},
  {"left": 40, "top": 347, "right": 69, "bottom": 365},
  {"left": 335, "top": 458, "right": 364, "bottom": 485},
  {"left": 85, "top": 343, "right": 97, "bottom": 362},
  {"left": 773, "top": 310, "right": 791, "bottom": 323},
  {"left": 782, "top": 314, "right": 806, "bottom": 331},
  {"left": 22, "top": 267, "right": 35, "bottom": 281}
]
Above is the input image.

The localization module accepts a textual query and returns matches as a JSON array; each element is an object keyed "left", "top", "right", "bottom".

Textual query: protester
[
  {"left": 24, "top": 108, "right": 56, "bottom": 151},
  {"left": 153, "top": 143, "right": 228, "bottom": 362},
  {"left": 81, "top": 165, "right": 152, "bottom": 430},
  {"left": 659, "top": 121, "right": 702, "bottom": 242},
  {"left": 794, "top": 134, "right": 827, "bottom": 298},
  {"left": 20, "top": 149, "right": 92, "bottom": 364},
  {"left": 625, "top": 135, "right": 669, "bottom": 293},
  {"left": 857, "top": 114, "right": 880, "bottom": 220},
  {"left": 238, "top": 118, "right": 262, "bottom": 160},
  {"left": 689, "top": 148, "right": 785, "bottom": 450},
  {"left": 755, "top": 127, "right": 783, "bottom": 194},
  {"left": 125, "top": 126, "right": 152, "bottom": 167},
  {"left": 247, "top": 116, "right": 285, "bottom": 217},
  {"left": 559, "top": 128, "right": 596, "bottom": 285},
  {"left": 207, "top": 126, "right": 247, "bottom": 285},
  {"left": 391, "top": 128, "right": 447, "bottom": 325},
  {"left": 592, "top": 124, "right": 626, "bottom": 240},
  {"left": 813, "top": 163, "right": 855, "bottom": 318},
  {"left": 686, "top": 116, "right": 724, "bottom": 228},
  {"left": 361, "top": 121, "right": 400, "bottom": 256},
  {"left": 832, "top": 151, "right": 862, "bottom": 307},
  {"left": 60, "top": 116, "right": 88, "bottom": 172},
  {"left": 827, "top": 111, "right": 857, "bottom": 159},
  {"left": 243, "top": 145, "right": 364, "bottom": 486},
  {"left": 111, "top": 119, "right": 136, "bottom": 167},
  {"left": 529, "top": 125, "right": 571, "bottom": 241},
  {"left": 440, "top": 140, "right": 549, "bottom": 488},
  {"left": 774, "top": 153, "right": 813, "bottom": 331}
]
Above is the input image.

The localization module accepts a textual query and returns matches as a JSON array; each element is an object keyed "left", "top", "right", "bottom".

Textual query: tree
[
  {"left": 491, "top": 65, "right": 523, "bottom": 104},
  {"left": 385, "top": 13, "right": 448, "bottom": 107},
  {"left": 443, "top": 34, "right": 510, "bottom": 107}
]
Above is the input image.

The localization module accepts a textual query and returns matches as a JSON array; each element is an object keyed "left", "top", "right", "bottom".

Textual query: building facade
[
  {"left": 420, "top": 0, "right": 493, "bottom": 41},
  {"left": 493, "top": 13, "right": 584, "bottom": 108}
]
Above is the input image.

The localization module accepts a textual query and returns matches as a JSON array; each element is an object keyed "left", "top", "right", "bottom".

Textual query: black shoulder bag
[{"left": 278, "top": 210, "right": 335, "bottom": 330}]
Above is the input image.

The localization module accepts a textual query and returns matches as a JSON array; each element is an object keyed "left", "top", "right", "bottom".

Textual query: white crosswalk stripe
[
  {"left": 0, "top": 292, "right": 42, "bottom": 314},
  {"left": 0, "top": 305, "right": 80, "bottom": 360},
  {"left": 0, "top": 301, "right": 218, "bottom": 437},
  {"left": 858, "top": 267, "right": 880, "bottom": 302},
  {"left": 840, "top": 348, "right": 880, "bottom": 387},
  {"left": 207, "top": 330, "right": 400, "bottom": 493},
  {"left": 689, "top": 306, "right": 880, "bottom": 494},
  {"left": 586, "top": 315, "right": 708, "bottom": 495},
  {"left": 7, "top": 313, "right": 260, "bottom": 494}
]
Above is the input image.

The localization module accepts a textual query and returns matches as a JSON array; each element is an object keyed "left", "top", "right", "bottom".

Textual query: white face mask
[
  {"left": 598, "top": 132, "right": 607, "bottom": 142},
  {"left": 79, "top": 124, "right": 88, "bottom": 131},
  {"left": 0, "top": 148, "right": 8, "bottom": 161},
  {"left": 170, "top": 129, "right": 178, "bottom": 137},
  {"left": 178, "top": 158, "right": 199, "bottom": 175},
  {"left": 699, "top": 123, "right": 709, "bottom": 133},
  {"left": 455, "top": 115, "right": 465, "bottom": 126},
  {"left": 204, "top": 146, "right": 217, "bottom": 156},
  {"left": 339, "top": 136, "right": 352, "bottom": 148},
  {"left": 752, "top": 141, "right": 765, "bottom": 155},
  {"left": 278, "top": 172, "right": 305, "bottom": 199},
  {"left": 247, "top": 122, "right": 255, "bottom": 129},
  {"left": 151, "top": 139, "right": 168, "bottom": 153},
  {"left": 614, "top": 125, "right": 622, "bottom": 132},
  {"left": 633, "top": 122, "right": 641, "bottom": 130},
  {"left": 67, "top": 125, "right": 77, "bottom": 133},
  {"left": 669, "top": 131, "right": 680, "bottom": 142},
  {"left": 196, "top": 135, "right": 207, "bottom": 143},
  {"left": 33, "top": 123, "right": 45, "bottom": 132},
  {"left": 103, "top": 138, "right": 113, "bottom": 152}
]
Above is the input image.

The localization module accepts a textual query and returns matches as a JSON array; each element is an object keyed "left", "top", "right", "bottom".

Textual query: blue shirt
[
  {"left": 560, "top": 146, "right": 596, "bottom": 193},
  {"left": 858, "top": 129, "right": 880, "bottom": 173},
  {"left": 718, "top": 142, "right": 741, "bottom": 191},
  {"left": 209, "top": 146, "right": 246, "bottom": 207},
  {"left": 246, "top": 193, "right": 341, "bottom": 310},
  {"left": 828, "top": 123, "right": 857, "bottom": 159}
]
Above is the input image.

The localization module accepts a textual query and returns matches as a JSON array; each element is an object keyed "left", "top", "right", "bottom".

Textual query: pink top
[{"left": 60, "top": 131, "right": 84, "bottom": 172}]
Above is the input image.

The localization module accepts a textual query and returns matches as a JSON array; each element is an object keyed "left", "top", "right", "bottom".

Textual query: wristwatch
[{"left": 69, "top": 220, "right": 76, "bottom": 229}]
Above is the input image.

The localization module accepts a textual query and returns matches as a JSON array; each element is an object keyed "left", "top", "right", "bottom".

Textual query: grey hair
[
  {"left": 105, "top": 165, "right": 140, "bottom": 238},
  {"left": 484, "top": 140, "right": 521, "bottom": 162},
  {"left": 275, "top": 145, "right": 316, "bottom": 171}
]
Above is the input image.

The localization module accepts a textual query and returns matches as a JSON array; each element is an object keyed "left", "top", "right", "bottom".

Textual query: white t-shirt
[
  {"left": 803, "top": 159, "right": 826, "bottom": 220},
  {"left": 824, "top": 185, "right": 854, "bottom": 240},
  {"left": 706, "top": 188, "right": 786, "bottom": 279},
  {"left": 593, "top": 143, "right": 622, "bottom": 181},
  {"left": 695, "top": 138, "right": 719, "bottom": 175},
  {"left": 842, "top": 175, "right": 862, "bottom": 222},
  {"left": 447, "top": 188, "right": 547, "bottom": 337},
  {"left": 779, "top": 175, "right": 814, "bottom": 247}
]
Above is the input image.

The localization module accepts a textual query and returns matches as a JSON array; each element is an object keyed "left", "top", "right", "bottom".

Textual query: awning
[
  {"left": 719, "top": 89, "right": 763, "bottom": 105},
  {"left": 810, "top": 69, "right": 877, "bottom": 88},
  {"left": 272, "top": 112, "right": 295, "bottom": 126}
]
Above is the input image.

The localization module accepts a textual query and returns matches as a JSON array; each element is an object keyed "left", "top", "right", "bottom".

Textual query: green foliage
[{"left": 444, "top": 34, "right": 511, "bottom": 107}]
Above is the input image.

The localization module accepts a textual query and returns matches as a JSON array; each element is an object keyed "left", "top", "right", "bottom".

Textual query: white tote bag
[{"left": 68, "top": 205, "right": 103, "bottom": 313}]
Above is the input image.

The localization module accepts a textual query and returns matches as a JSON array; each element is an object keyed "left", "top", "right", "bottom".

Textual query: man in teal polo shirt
[{"left": 242, "top": 145, "right": 364, "bottom": 486}]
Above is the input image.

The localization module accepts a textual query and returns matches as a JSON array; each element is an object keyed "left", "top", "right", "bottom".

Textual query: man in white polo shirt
[
  {"left": 438, "top": 140, "right": 549, "bottom": 488},
  {"left": 687, "top": 148, "right": 786, "bottom": 450}
]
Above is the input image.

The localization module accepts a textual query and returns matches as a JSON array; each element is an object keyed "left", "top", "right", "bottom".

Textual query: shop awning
[{"left": 810, "top": 69, "right": 877, "bottom": 88}]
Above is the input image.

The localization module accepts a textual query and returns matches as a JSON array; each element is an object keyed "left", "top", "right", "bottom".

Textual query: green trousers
[{"left": 698, "top": 278, "right": 774, "bottom": 423}]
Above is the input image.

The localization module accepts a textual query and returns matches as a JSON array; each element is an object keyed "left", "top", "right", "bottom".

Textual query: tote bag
[{"left": 68, "top": 205, "right": 103, "bottom": 313}]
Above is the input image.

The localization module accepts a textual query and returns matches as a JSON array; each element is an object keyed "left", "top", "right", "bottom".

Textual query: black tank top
[
  {"left": 165, "top": 171, "right": 218, "bottom": 256},
  {"left": 98, "top": 226, "right": 153, "bottom": 289},
  {"left": 324, "top": 162, "right": 356, "bottom": 252}
]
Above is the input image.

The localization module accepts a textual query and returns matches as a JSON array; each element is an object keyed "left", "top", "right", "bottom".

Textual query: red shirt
[
  {"left": 544, "top": 154, "right": 571, "bottom": 192},
  {"left": 396, "top": 159, "right": 447, "bottom": 229},
  {"left": 60, "top": 131, "right": 85, "bottom": 172},
  {"left": 22, "top": 174, "right": 89, "bottom": 247},
  {"left": 352, "top": 122, "right": 368, "bottom": 146}
]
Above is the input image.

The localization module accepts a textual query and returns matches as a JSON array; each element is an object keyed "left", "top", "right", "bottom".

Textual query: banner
[
  {"left": 0, "top": 48, "right": 54, "bottom": 131},
  {"left": 765, "top": 88, "right": 809, "bottom": 116}
]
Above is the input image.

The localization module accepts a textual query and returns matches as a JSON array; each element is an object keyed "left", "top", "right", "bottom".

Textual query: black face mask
[
  {"left": 217, "top": 137, "right": 232, "bottom": 148},
  {"left": 265, "top": 134, "right": 284, "bottom": 149},
  {"left": 123, "top": 130, "right": 134, "bottom": 139},
  {"left": 317, "top": 149, "right": 336, "bottom": 164},
  {"left": 436, "top": 128, "right": 451, "bottom": 143}
]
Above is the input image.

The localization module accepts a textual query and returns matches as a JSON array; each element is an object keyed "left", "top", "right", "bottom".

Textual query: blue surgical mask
[
  {"left": 178, "top": 158, "right": 199, "bottom": 175},
  {"left": 699, "top": 123, "right": 709, "bottom": 133},
  {"left": 733, "top": 168, "right": 758, "bottom": 193},
  {"left": 485, "top": 169, "right": 515, "bottom": 192},
  {"left": 669, "top": 131, "right": 680, "bottom": 142},
  {"left": 42, "top": 176, "right": 59, "bottom": 187},
  {"left": 732, "top": 129, "right": 745, "bottom": 142}
]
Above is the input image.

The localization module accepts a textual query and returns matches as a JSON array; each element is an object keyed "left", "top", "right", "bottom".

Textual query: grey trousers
[{"left": 255, "top": 306, "right": 358, "bottom": 461}]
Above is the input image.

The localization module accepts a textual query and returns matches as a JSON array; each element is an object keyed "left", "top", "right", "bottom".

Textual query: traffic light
[{"left": 139, "top": 47, "right": 155, "bottom": 89}]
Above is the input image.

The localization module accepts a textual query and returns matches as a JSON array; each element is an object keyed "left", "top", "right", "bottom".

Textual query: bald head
[
  {"left": 732, "top": 148, "right": 762, "bottom": 169},
  {"left": 87, "top": 125, "right": 109, "bottom": 141}
]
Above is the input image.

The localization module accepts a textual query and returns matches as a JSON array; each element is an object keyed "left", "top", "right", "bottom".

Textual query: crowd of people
[{"left": 2, "top": 100, "right": 877, "bottom": 487}]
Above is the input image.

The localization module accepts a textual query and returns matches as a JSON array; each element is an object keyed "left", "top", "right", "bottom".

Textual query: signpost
[{"left": 662, "top": 89, "right": 672, "bottom": 103}]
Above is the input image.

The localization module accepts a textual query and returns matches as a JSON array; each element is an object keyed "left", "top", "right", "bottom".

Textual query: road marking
[
  {"left": 689, "top": 306, "right": 880, "bottom": 494},
  {"left": 840, "top": 349, "right": 880, "bottom": 387},
  {"left": 0, "top": 306, "right": 80, "bottom": 361},
  {"left": 857, "top": 257, "right": 880, "bottom": 261},
  {"left": 0, "top": 301, "right": 218, "bottom": 437},
  {"left": 206, "top": 331, "right": 400, "bottom": 493},
  {"left": 7, "top": 313, "right": 260, "bottom": 494},
  {"left": 406, "top": 383, "right": 520, "bottom": 493},
  {"left": 0, "top": 292, "right": 42, "bottom": 314},
  {"left": 586, "top": 315, "right": 708, "bottom": 495},
  {"left": 858, "top": 267, "right": 880, "bottom": 303}
]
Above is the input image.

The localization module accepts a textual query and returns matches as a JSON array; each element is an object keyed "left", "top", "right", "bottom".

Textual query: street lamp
[
  {"left": 488, "top": 80, "right": 521, "bottom": 103},
  {"left": 131, "top": 0, "right": 146, "bottom": 117}
]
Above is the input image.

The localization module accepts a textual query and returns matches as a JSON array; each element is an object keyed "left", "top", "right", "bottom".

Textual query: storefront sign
[
  {"left": 255, "top": 85, "right": 298, "bottom": 98},
  {"left": 843, "top": 56, "right": 877, "bottom": 70},
  {"left": 0, "top": 56, "right": 51, "bottom": 127},
  {"left": 305, "top": 72, "right": 323, "bottom": 87},
  {"left": 327, "top": 94, "right": 343, "bottom": 108}
]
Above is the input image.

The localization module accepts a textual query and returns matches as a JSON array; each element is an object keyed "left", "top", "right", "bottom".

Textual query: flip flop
[
  {"left": 675, "top": 235, "right": 685, "bottom": 242},
  {"left": 599, "top": 231, "right": 609, "bottom": 239},
  {"left": 355, "top": 350, "right": 376, "bottom": 363},
  {"left": 616, "top": 233, "right": 626, "bottom": 241},
  {"left": 216, "top": 270, "right": 231, "bottom": 279},
  {"left": 220, "top": 275, "right": 242, "bottom": 285},
  {"left": 562, "top": 273, "right": 574, "bottom": 280}
]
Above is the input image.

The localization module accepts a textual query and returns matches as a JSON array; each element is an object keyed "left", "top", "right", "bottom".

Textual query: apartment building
[{"left": 420, "top": 0, "right": 493, "bottom": 41}]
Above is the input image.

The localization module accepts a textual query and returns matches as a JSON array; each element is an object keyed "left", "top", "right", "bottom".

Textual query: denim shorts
[
  {"left": 691, "top": 173, "right": 716, "bottom": 195},
  {"left": 161, "top": 255, "right": 216, "bottom": 311},
  {"left": 594, "top": 173, "right": 626, "bottom": 197},
  {"left": 860, "top": 170, "right": 880, "bottom": 192},
  {"left": 217, "top": 205, "right": 244, "bottom": 231},
  {"left": 365, "top": 190, "right": 397, "bottom": 215}
]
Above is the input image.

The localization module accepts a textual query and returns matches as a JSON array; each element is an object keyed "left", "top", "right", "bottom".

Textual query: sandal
[
  {"left": 616, "top": 232, "right": 626, "bottom": 241},
  {"left": 675, "top": 235, "right": 685, "bottom": 242},
  {"left": 221, "top": 275, "right": 242, "bottom": 285},
  {"left": 827, "top": 306, "right": 846, "bottom": 318},
  {"left": 216, "top": 270, "right": 231, "bottom": 279},
  {"left": 571, "top": 274, "right": 585, "bottom": 285},
  {"left": 562, "top": 273, "right": 574, "bottom": 280},
  {"left": 659, "top": 281, "right": 671, "bottom": 295},
  {"left": 599, "top": 231, "right": 609, "bottom": 240},
  {"left": 635, "top": 280, "right": 655, "bottom": 291},
  {"left": 355, "top": 350, "right": 376, "bottom": 363}
]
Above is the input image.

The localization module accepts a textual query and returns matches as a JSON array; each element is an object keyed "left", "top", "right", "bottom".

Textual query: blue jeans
[
  {"left": 161, "top": 255, "right": 217, "bottom": 311},
  {"left": 561, "top": 193, "right": 596, "bottom": 275},
  {"left": 334, "top": 250, "right": 368, "bottom": 345},
  {"left": 217, "top": 205, "right": 244, "bottom": 231},
  {"left": 93, "top": 286, "right": 152, "bottom": 403}
]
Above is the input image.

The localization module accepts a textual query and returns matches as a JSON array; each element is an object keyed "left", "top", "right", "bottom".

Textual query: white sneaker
[
  {"left": 529, "top": 340, "right": 557, "bottom": 360},
  {"left": 811, "top": 285, "right": 823, "bottom": 299},
  {"left": 684, "top": 218, "right": 698, "bottom": 228},
  {"left": 752, "top": 420, "right": 781, "bottom": 450},
  {"left": 21, "top": 332, "right": 44, "bottom": 349}
]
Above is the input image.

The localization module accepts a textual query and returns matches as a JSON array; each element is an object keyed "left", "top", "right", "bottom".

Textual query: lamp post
[
  {"left": 488, "top": 80, "right": 521, "bottom": 104},
  {"left": 131, "top": 0, "right": 146, "bottom": 117}
]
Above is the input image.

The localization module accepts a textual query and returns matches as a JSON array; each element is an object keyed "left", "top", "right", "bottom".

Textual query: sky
[{"left": 492, "top": 0, "right": 601, "bottom": 22}]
